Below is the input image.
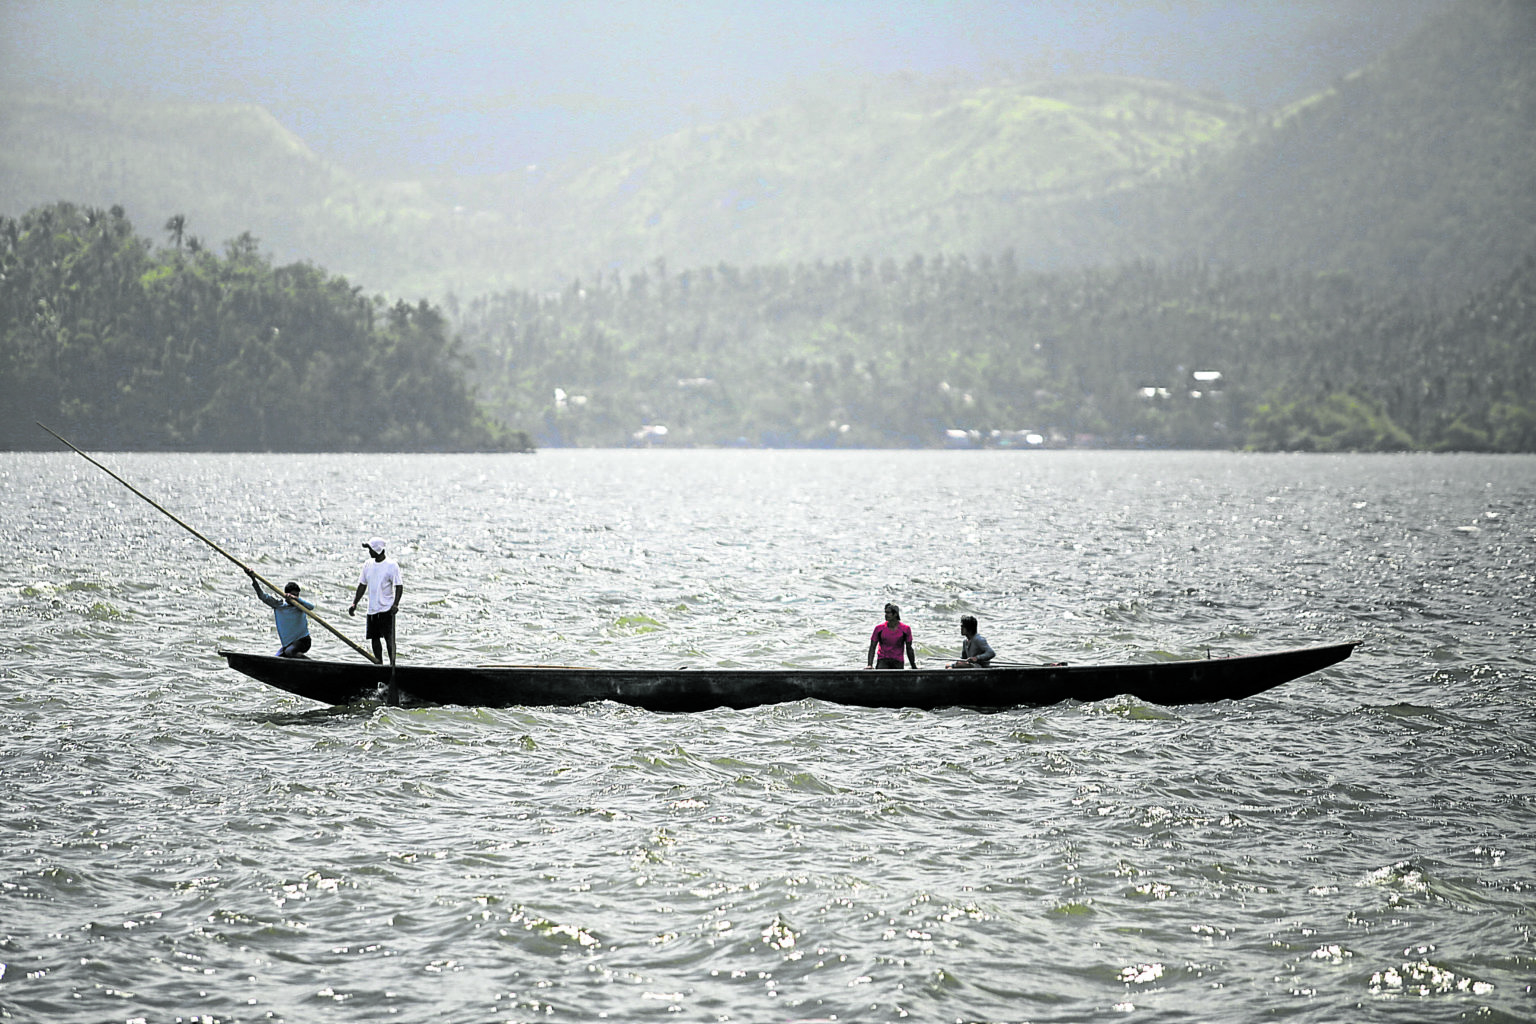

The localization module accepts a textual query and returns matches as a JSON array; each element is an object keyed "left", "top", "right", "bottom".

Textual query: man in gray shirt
[{"left": 949, "top": 615, "right": 995, "bottom": 668}]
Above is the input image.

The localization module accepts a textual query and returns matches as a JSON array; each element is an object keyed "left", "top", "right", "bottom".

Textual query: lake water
[{"left": 2, "top": 449, "right": 1534, "bottom": 1023}]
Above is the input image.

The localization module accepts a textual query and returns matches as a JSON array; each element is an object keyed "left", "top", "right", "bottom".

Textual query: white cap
[{"left": 365, "top": 537, "right": 385, "bottom": 555}]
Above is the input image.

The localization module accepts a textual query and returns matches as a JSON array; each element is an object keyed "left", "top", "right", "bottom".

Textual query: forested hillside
[
  {"left": 7, "top": 197, "right": 1529, "bottom": 452},
  {"left": 3, "top": 1, "right": 1527, "bottom": 299},
  {"left": 1133, "top": 0, "right": 1536, "bottom": 294},
  {"left": 467, "top": 76, "right": 1246, "bottom": 288},
  {"left": 0, "top": 203, "right": 527, "bottom": 451},
  {"left": 456, "top": 253, "right": 1536, "bottom": 452},
  {"left": 0, "top": 92, "right": 521, "bottom": 300},
  {"left": 2, "top": 1, "right": 1529, "bottom": 452},
  {"left": 0, "top": 76, "right": 1242, "bottom": 299}
]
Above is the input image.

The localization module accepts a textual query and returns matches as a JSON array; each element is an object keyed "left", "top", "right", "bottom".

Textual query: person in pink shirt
[{"left": 867, "top": 603, "right": 917, "bottom": 669}]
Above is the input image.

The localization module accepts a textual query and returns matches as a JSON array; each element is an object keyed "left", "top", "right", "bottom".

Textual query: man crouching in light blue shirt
[{"left": 247, "top": 569, "right": 315, "bottom": 657}]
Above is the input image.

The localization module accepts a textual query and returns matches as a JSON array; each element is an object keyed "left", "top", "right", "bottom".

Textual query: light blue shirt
[{"left": 255, "top": 586, "right": 314, "bottom": 647}]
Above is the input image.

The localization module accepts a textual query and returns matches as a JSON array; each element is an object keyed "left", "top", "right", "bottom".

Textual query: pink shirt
[{"left": 871, "top": 621, "right": 912, "bottom": 662}]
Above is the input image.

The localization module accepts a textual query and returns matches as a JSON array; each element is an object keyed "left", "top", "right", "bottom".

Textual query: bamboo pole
[{"left": 38, "top": 423, "right": 381, "bottom": 664}]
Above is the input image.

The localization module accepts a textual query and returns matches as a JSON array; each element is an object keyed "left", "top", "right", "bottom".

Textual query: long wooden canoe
[{"left": 219, "top": 640, "right": 1360, "bottom": 711}]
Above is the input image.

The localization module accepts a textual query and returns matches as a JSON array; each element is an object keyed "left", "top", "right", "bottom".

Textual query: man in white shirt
[{"left": 349, "top": 537, "right": 404, "bottom": 665}]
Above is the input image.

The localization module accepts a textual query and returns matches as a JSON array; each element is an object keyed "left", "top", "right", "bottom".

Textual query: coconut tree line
[
  {"left": 455, "top": 252, "right": 1536, "bottom": 450},
  {"left": 5, "top": 200, "right": 1531, "bottom": 452}
]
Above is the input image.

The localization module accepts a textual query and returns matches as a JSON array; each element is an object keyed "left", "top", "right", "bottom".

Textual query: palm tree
[{"left": 164, "top": 214, "right": 186, "bottom": 252}]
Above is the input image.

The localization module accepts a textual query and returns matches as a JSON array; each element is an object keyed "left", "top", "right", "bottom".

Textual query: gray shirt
[{"left": 961, "top": 633, "right": 995, "bottom": 666}]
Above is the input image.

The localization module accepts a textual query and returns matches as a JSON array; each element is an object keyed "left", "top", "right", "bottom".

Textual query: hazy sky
[{"left": 1, "top": 0, "right": 1452, "bottom": 177}]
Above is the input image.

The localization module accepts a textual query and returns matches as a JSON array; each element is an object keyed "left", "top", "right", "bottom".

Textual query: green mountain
[
  {"left": 472, "top": 75, "right": 1248, "bottom": 285},
  {"left": 4, "top": 0, "right": 1532, "bottom": 452},
  {"left": 4, "top": 1, "right": 1529, "bottom": 301},
  {"left": 1146, "top": 0, "right": 1536, "bottom": 293},
  {"left": 0, "top": 91, "right": 517, "bottom": 299},
  {"left": 0, "top": 74, "right": 1247, "bottom": 298},
  {"left": 2, "top": 94, "right": 342, "bottom": 257}
]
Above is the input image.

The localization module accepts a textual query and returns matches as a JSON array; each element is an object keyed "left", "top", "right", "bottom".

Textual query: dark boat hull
[{"left": 219, "top": 640, "right": 1360, "bottom": 712}]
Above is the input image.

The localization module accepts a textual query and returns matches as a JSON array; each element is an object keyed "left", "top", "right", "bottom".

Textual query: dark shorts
[
  {"left": 366, "top": 611, "right": 396, "bottom": 641},
  {"left": 875, "top": 657, "right": 906, "bottom": 669},
  {"left": 279, "top": 634, "right": 312, "bottom": 658}
]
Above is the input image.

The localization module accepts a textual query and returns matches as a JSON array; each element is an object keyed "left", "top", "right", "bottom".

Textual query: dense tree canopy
[
  {"left": 0, "top": 203, "right": 527, "bottom": 451},
  {"left": 456, "top": 252, "right": 1536, "bottom": 451},
  {"left": 5, "top": 201, "right": 1531, "bottom": 454}
]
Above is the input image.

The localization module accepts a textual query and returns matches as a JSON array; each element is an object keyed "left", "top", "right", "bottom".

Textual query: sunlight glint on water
[{"left": 1, "top": 449, "right": 1533, "bottom": 1023}]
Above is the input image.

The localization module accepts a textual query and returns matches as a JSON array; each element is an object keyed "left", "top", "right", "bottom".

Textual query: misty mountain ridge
[
  {"left": 483, "top": 74, "right": 1249, "bottom": 285},
  {"left": 0, "top": 73, "right": 1248, "bottom": 295},
  {"left": 1, "top": 0, "right": 1529, "bottom": 300},
  {"left": 1147, "top": 0, "right": 1536, "bottom": 293}
]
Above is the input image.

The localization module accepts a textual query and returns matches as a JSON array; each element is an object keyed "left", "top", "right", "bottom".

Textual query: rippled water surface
[{"left": 3, "top": 449, "right": 1534, "bottom": 1023}]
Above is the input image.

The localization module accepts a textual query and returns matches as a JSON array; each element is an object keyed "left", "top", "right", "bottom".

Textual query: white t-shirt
[{"left": 358, "top": 558, "right": 402, "bottom": 614}]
